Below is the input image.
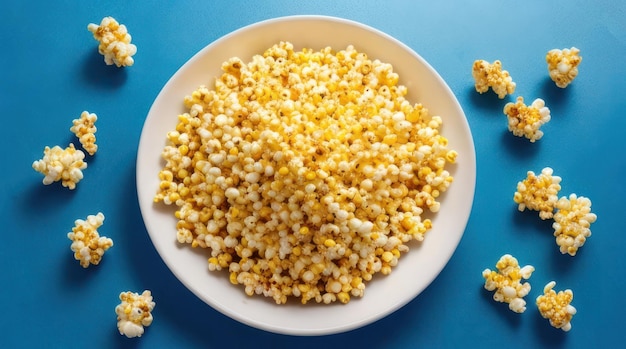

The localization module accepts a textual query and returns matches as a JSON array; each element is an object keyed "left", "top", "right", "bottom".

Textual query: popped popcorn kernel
[
  {"left": 546, "top": 47, "right": 582, "bottom": 88},
  {"left": 155, "top": 42, "right": 457, "bottom": 304},
  {"left": 87, "top": 16, "right": 137, "bottom": 67},
  {"left": 482, "top": 254, "right": 534, "bottom": 313},
  {"left": 32, "top": 143, "right": 87, "bottom": 190},
  {"left": 513, "top": 167, "right": 562, "bottom": 220},
  {"left": 504, "top": 97, "right": 551, "bottom": 142},
  {"left": 472, "top": 59, "right": 516, "bottom": 99},
  {"left": 536, "top": 281, "right": 577, "bottom": 331},
  {"left": 115, "top": 290, "right": 155, "bottom": 338},
  {"left": 70, "top": 111, "right": 98, "bottom": 156},
  {"left": 552, "top": 193, "right": 597, "bottom": 256},
  {"left": 67, "top": 212, "right": 113, "bottom": 268}
]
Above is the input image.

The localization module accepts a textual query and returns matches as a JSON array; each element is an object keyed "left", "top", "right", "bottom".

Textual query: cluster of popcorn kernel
[
  {"left": 472, "top": 59, "right": 516, "bottom": 99},
  {"left": 513, "top": 167, "right": 562, "bottom": 220},
  {"left": 67, "top": 212, "right": 113, "bottom": 268},
  {"left": 87, "top": 16, "right": 137, "bottom": 67},
  {"left": 32, "top": 144, "right": 87, "bottom": 190},
  {"left": 536, "top": 281, "right": 577, "bottom": 331},
  {"left": 70, "top": 111, "right": 98, "bottom": 156},
  {"left": 552, "top": 194, "right": 597, "bottom": 256},
  {"left": 503, "top": 97, "right": 551, "bottom": 142},
  {"left": 546, "top": 47, "right": 582, "bottom": 88},
  {"left": 115, "top": 290, "right": 155, "bottom": 338},
  {"left": 482, "top": 254, "right": 535, "bottom": 313},
  {"left": 155, "top": 42, "right": 457, "bottom": 305}
]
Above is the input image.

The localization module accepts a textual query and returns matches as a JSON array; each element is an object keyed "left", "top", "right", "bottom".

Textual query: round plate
[{"left": 136, "top": 15, "right": 476, "bottom": 336}]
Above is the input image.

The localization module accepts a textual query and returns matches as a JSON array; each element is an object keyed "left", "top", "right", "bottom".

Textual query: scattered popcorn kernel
[
  {"left": 536, "top": 281, "right": 577, "bottom": 331},
  {"left": 482, "top": 254, "right": 534, "bottom": 313},
  {"left": 70, "top": 111, "right": 98, "bottom": 156},
  {"left": 32, "top": 143, "right": 87, "bottom": 190},
  {"left": 513, "top": 167, "right": 561, "bottom": 220},
  {"left": 546, "top": 47, "right": 582, "bottom": 88},
  {"left": 87, "top": 16, "right": 137, "bottom": 67},
  {"left": 504, "top": 96, "right": 551, "bottom": 142},
  {"left": 155, "top": 42, "right": 457, "bottom": 304},
  {"left": 472, "top": 59, "right": 516, "bottom": 99},
  {"left": 115, "top": 290, "right": 155, "bottom": 338},
  {"left": 67, "top": 212, "right": 113, "bottom": 268},
  {"left": 552, "top": 193, "right": 597, "bottom": 256}
]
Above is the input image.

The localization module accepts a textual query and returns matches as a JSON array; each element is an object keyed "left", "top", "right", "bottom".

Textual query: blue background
[{"left": 2, "top": 1, "right": 624, "bottom": 348}]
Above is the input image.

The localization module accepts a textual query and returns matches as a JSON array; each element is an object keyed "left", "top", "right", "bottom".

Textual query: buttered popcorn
[
  {"left": 552, "top": 194, "right": 597, "bottom": 256},
  {"left": 155, "top": 42, "right": 458, "bottom": 304},
  {"left": 87, "top": 16, "right": 137, "bottom": 67},
  {"left": 472, "top": 59, "right": 516, "bottom": 99},
  {"left": 536, "top": 281, "right": 577, "bottom": 331},
  {"left": 513, "top": 167, "right": 562, "bottom": 220},
  {"left": 32, "top": 144, "right": 87, "bottom": 190},
  {"left": 70, "top": 111, "right": 98, "bottom": 156},
  {"left": 546, "top": 47, "right": 582, "bottom": 88},
  {"left": 115, "top": 290, "right": 155, "bottom": 338},
  {"left": 67, "top": 212, "right": 113, "bottom": 268},
  {"left": 482, "top": 254, "right": 535, "bottom": 313},
  {"left": 504, "top": 97, "right": 551, "bottom": 142}
]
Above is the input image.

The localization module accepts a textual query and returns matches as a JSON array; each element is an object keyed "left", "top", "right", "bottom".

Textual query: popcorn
[
  {"left": 115, "top": 290, "right": 155, "bottom": 338},
  {"left": 503, "top": 97, "right": 551, "bottom": 142},
  {"left": 67, "top": 212, "right": 113, "bottom": 268},
  {"left": 472, "top": 59, "right": 516, "bottom": 99},
  {"left": 536, "top": 281, "right": 577, "bottom": 331},
  {"left": 155, "top": 42, "right": 457, "bottom": 304},
  {"left": 87, "top": 16, "right": 137, "bottom": 67},
  {"left": 70, "top": 111, "right": 98, "bottom": 156},
  {"left": 482, "top": 254, "right": 534, "bottom": 313},
  {"left": 32, "top": 143, "right": 87, "bottom": 190},
  {"left": 552, "top": 193, "right": 597, "bottom": 256},
  {"left": 546, "top": 47, "right": 582, "bottom": 88},
  {"left": 513, "top": 167, "right": 562, "bottom": 220}
]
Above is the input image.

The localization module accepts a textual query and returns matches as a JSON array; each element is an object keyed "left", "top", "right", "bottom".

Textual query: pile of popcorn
[{"left": 155, "top": 41, "right": 458, "bottom": 305}]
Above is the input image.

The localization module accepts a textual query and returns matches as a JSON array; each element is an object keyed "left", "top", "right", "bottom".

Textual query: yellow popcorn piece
[
  {"left": 552, "top": 193, "right": 597, "bottom": 256},
  {"left": 70, "top": 111, "right": 98, "bottom": 156},
  {"left": 87, "top": 16, "right": 137, "bottom": 67},
  {"left": 154, "top": 42, "right": 457, "bottom": 304},
  {"left": 482, "top": 254, "right": 534, "bottom": 313},
  {"left": 67, "top": 212, "right": 113, "bottom": 268},
  {"left": 536, "top": 281, "right": 577, "bottom": 331},
  {"left": 513, "top": 167, "right": 561, "bottom": 220},
  {"left": 32, "top": 143, "right": 87, "bottom": 190},
  {"left": 115, "top": 290, "right": 155, "bottom": 338},
  {"left": 546, "top": 47, "right": 582, "bottom": 88},
  {"left": 504, "top": 96, "right": 551, "bottom": 142},
  {"left": 472, "top": 59, "right": 516, "bottom": 99}
]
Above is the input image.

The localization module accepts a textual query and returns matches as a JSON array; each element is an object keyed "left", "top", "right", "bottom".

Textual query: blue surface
[{"left": 2, "top": 1, "right": 625, "bottom": 348}]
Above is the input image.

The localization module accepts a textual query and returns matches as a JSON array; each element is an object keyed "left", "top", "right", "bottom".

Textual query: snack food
[
  {"left": 546, "top": 47, "right": 582, "bottom": 88},
  {"left": 513, "top": 167, "right": 561, "bottom": 220},
  {"left": 32, "top": 144, "right": 87, "bottom": 190},
  {"left": 472, "top": 59, "right": 516, "bottom": 99},
  {"left": 87, "top": 16, "right": 137, "bottom": 67},
  {"left": 67, "top": 212, "right": 113, "bottom": 268},
  {"left": 154, "top": 42, "right": 458, "bottom": 304},
  {"left": 536, "top": 281, "right": 576, "bottom": 331},
  {"left": 482, "top": 254, "right": 534, "bottom": 313},
  {"left": 70, "top": 111, "right": 98, "bottom": 156},
  {"left": 552, "top": 193, "right": 597, "bottom": 256},
  {"left": 504, "top": 97, "right": 551, "bottom": 142},
  {"left": 115, "top": 290, "right": 155, "bottom": 338}
]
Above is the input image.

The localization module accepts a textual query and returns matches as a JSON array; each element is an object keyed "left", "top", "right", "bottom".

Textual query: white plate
[{"left": 136, "top": 15, "right": 475, "bottom": 336}]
